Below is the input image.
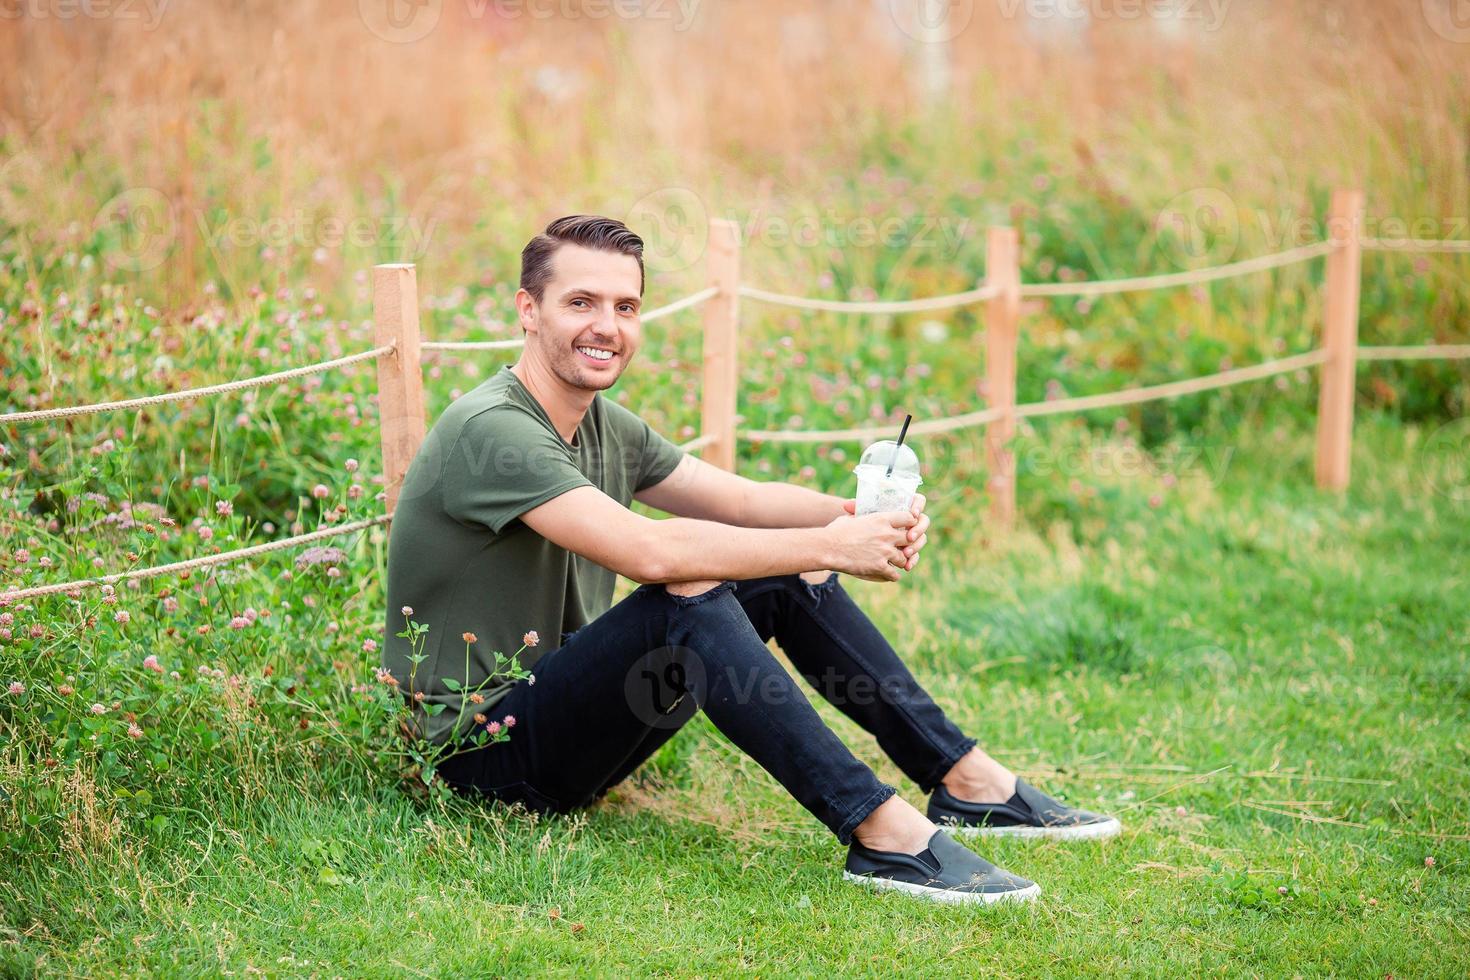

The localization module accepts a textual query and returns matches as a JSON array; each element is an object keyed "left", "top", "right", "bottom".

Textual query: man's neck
[{"left": 509, "top": 358, "right": 592, "bottom": 446}]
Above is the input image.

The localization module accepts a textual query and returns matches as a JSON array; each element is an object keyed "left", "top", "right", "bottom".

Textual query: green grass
[{"left": 4, "top": 412, "right": 1467, "bottom": 977}]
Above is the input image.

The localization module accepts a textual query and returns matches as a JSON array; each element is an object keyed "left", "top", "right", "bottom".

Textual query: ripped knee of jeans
[
  {"left": 798, "top": 569, "right": 839, "bottom": 605},
  {"left": 663, "top": 579, "right": 736, "bottom": 608}
]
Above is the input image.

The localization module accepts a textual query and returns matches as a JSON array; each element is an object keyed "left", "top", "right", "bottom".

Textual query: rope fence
[{"left": 4, "top": 189, "right": 1467, "bottom": 597}]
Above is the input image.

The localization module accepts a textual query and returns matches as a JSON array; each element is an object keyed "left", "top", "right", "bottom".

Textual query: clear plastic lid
[{"left": 854, "top": 440, "right": 921, "bottom": 482}]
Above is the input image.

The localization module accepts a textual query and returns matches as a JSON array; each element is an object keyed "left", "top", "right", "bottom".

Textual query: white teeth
[{"left": 577, "top": 346, "right": 614, "bottom": 361}]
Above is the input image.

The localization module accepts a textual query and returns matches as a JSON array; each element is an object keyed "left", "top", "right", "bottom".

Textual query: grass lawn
[{"left": 4, "top": 412, "right": 1468, "bottom": 976}]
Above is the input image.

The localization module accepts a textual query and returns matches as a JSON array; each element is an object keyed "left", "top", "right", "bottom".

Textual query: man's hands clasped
[{"left": 824, "top": 492, "right": 931, "bottom": 583}]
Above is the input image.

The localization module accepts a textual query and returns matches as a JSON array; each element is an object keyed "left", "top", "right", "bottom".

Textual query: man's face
[{"left": 518, "top": 243, "right": 643, "bottom": 392}]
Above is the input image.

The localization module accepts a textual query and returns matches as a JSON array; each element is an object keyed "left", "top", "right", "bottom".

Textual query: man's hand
[
  {"left": 840, "top": 491, "right": 929, "bottom": 572},
  {"left": 822, "top": 510, "right": 919, "bottom": 582}
]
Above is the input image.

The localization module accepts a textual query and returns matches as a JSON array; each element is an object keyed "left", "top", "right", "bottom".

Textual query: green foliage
[
  {"left": 0, "top": 442, "right": 533, "bottom": 854},
  {"left": 1, "top": 126, "right": 1467, "bottom": 977}
]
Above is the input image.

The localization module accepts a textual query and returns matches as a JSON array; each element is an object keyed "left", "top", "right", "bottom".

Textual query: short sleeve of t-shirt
[
  {"left": 601, "top": 397, "right": 687, "bottom": 492},
  {"left": 440, "top": 406, "right": 594, "bottom": 535}
]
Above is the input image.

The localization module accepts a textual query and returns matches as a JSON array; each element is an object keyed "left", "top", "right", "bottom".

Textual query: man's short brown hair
[{"left": 520, "top": 215, "right": 645, "bottom": 306}]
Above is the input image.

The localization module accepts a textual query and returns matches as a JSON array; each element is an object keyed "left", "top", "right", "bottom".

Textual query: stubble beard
[{"left": 545, "top": 333, "right": 622, "bottom": 392}]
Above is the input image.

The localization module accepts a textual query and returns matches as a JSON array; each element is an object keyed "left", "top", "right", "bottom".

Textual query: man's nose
[{"left": 590, "top": 304, "right": 619, "bottom": 338}]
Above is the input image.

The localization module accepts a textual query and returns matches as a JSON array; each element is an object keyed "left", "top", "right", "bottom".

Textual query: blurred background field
[
  {"left": 2, "top": 0, "right": 1469, "bottom": 973},
  {"left": 3, "top": 0, "right": 1468, "bottom": 515}
]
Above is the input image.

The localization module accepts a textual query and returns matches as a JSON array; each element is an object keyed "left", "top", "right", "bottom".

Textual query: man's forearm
[
  {"left": 737, "top": 480, "right": 847, "bottom": 529},
  {"left": 644, "top": 517, "right": 837, "bottom": 583}
]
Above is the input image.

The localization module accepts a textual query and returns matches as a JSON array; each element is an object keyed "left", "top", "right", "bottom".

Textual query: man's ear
[{"left": 514, "top": 288, "right": 537, "bottom": 335}]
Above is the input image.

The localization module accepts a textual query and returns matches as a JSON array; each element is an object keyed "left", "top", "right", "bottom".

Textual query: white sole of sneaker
[
  {"left": 841, "top": 871, "right": 1042, "bottom": 905},
  {"left": 940, "top": 817, "right": 1123, "bottom": 841}
]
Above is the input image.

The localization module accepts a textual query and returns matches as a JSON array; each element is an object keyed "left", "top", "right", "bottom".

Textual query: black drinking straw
[{"left": 886, "top": 413, "right": 913, "bottom": 478}]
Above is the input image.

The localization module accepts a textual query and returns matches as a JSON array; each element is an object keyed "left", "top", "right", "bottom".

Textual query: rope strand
[
  {"left": 420, "top": 287, "right": 721, "bottom": 354},
  {"left": 1015, "top": 350, "right": 1328, "bottom": 419},
  {"left": 642, "top": 285, "right": 721, "bottom": 322},
  {"left": 740, "top": 350, "right": 1329, "bottom": 444},
  {"left": 1360, "top": 239, "right": 1470, "bottom": 254},
  {"left": 1019, "top": 242, "right": 1334, "bottom": 299},
  {"left": 738, "top": 282, "right": 999, "bottom": 314},
  {"left": 420, "top": 338, "right": 524, "bottom": 352},
  {"left": 6, "top": 432, "right": 721, "bottom": 601},
  {"left": 1, "top": 344, "right": 395, "bottom": 425},
  {"left": 0, "top": 515, "right": 393, "bottom": 603},
  {"left": 1357, "top": 344, "right": 1470, "bottom": 361},
  {"left": 676, "top": 432, "right": 717, "bottom": 452}
]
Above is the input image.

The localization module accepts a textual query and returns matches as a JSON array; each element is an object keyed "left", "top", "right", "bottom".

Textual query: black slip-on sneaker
[
  {"left": 928, "top": 778, "right": 1122, "bottom": 841},
  {"left": 842, "top": 828, "right": 1041, "bottom": 906}
]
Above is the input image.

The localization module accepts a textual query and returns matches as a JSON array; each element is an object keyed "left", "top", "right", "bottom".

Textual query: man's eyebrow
[{"left": 558, "top": 287, "right": 642, "bottom": 306}]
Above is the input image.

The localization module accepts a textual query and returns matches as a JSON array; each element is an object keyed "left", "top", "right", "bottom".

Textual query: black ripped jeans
[{"left": 435, "top": 572, "right": 978, "bottom": 845}]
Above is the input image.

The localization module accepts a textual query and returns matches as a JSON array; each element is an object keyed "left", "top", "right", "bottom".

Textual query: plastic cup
[{"left": 853, "top": 440, "right": 922, "bottom": 516}]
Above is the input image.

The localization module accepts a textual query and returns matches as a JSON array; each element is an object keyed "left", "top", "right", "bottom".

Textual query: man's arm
[
  {"left": 740, "top": 479, "right": 849, "bottom": 527},
  {"left": 634, "top": 454, "right": 930, "bottom": 571},
  {"left": 517, "top": 484, "right": 915, "bottom": 584},
  {"left": 634, "top": 454, "right": 845, "bottom": 527}
]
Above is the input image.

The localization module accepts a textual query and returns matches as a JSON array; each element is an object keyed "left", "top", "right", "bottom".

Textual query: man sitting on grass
[{"left": 382, "top": 214, "right": 1120, "bottom": 905}]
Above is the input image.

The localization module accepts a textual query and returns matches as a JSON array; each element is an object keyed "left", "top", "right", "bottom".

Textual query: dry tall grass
[{"left": 1, "top": 0, "right": 1465, "bottom": 305}]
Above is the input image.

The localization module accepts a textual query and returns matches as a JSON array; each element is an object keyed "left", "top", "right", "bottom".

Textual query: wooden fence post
[
  {"left": 373, "top": 263, "right": 427, "bottom": 516},
  {"left": 700, "top": 218, "right": 742, "bottom": 472},
  {"left": 1314, "top": 189, "right": 1364, "bottom": 492},
  {"left": 985, "top": 226, "right": 1021, "bottom": 531}
]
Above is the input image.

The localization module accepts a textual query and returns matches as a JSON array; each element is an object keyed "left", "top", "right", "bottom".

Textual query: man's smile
[{"left": 575, "top": 344, "right": 617, "bottom": 363}]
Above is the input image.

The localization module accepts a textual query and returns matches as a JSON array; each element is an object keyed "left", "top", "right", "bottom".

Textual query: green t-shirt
[{"left": 381, "top": 365, "right": 686, "bottom": 746}]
